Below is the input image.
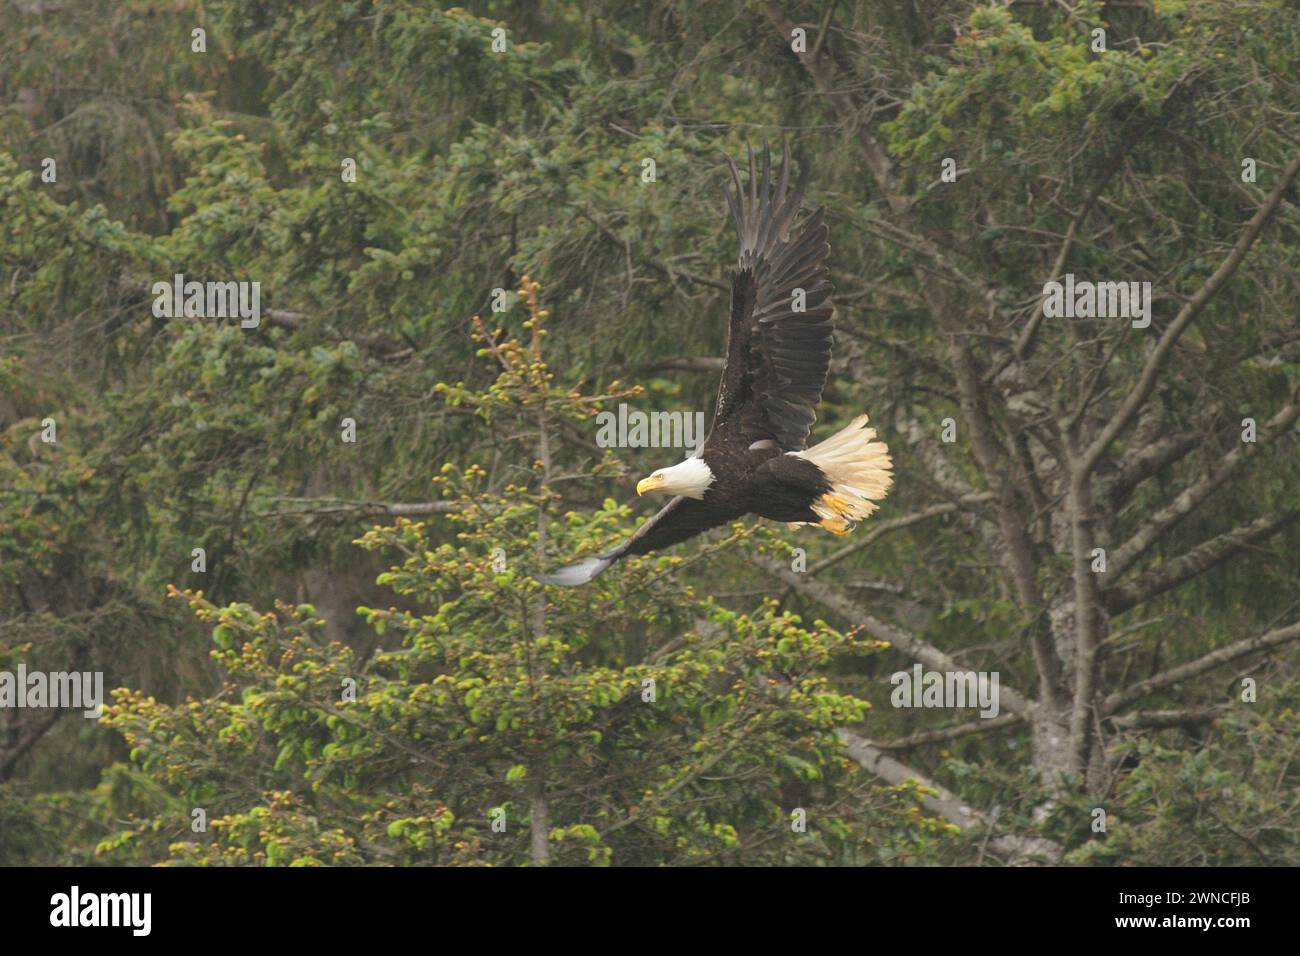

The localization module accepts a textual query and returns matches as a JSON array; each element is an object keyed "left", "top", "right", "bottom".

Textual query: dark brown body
[{"left": 623, "top": 439, "right": 831, "bottom": 557}]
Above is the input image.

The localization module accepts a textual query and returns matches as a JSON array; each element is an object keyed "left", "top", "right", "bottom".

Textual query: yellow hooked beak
[{"left": 636, "top": 474, "right": 664, "bottom": 496}]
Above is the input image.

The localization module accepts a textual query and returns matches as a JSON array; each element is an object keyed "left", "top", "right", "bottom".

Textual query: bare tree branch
[
  {"left": 1065, "top": 460, "right": 1105, "bottom": 774},
  {"left": 1101, "top": 621, "right": 1300, "bottom": 715},
  {"left": 808, "top": 493, "right": 993, "bottom": 575},
  {"left": 1106, "top": 706, "right": 1230, "bottom": 730},
  {"left": 872, "top": 712, "right": 1024, "bottom": 751},
  {"left": 260, "top": 497, "right": 461, "bottom": 518},
  {"left": 837, "top": 729, "right": 1059, "bottom": 863},
  {"left": 1104, "top": 426, "right": 1203, "bottom": 509},
  {"left": 748, "top": 554, "right": 1035, "bottom": 715},
  {"left": 1105, "top": 510, "right": 1299, "bottom": 614},
  {"left": 1105, "top": 391, "right": 1300, "bottom": 579},
  {"left": 1078, "top": 149, "right": 1300, "bottom": 478}
]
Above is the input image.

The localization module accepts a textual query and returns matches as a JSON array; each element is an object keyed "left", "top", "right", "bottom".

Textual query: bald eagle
[{"left": 539, "top": 143, "right": 892, "bottom": 586}]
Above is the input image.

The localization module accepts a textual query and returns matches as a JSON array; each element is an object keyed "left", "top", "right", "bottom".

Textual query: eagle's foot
[{"left": 813, "top": 493, "right": 857, "bottom": 534}]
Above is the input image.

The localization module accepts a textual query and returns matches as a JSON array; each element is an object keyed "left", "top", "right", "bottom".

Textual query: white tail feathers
[{"left": 794, "top": 414, "right": 893, "bottom": 529}]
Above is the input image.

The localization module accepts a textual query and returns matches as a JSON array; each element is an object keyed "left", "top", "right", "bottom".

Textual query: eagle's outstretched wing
[
  {"left": 711, "top": 141, "right": 834, "bottom": 452},
  {"left": 535, "top": 495, "right": 735, "bottom": 586}
]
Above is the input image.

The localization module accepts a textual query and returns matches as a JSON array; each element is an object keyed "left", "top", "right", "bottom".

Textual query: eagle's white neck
[{"left": 653, "top": 457, "right": 715, "bottom": 499}]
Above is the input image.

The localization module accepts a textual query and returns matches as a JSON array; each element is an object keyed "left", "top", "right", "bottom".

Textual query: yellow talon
[{"left": 820, "top": 516, "right": 853, "bottom": 535}]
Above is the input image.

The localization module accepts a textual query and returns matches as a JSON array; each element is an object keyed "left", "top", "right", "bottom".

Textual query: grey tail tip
[{"left": 536, "top": 554, "right": 616, "bottom": 587}]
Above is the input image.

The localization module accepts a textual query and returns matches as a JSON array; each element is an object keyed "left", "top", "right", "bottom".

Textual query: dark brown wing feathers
[
  {"left": 614, "top": 496, "right": 740, "bottom": 558},
  {"left": 711, "top": 141, "right": 834, "bottom": 452}
]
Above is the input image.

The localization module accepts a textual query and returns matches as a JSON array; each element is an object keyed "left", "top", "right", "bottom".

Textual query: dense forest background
[{"left": 1, "top": 0, "right": 1297, "bottom": 866}]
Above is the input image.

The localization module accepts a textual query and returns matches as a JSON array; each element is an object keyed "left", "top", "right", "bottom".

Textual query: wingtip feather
[{"left": 536, "top": 555, "right": 615, "bottom": 587}]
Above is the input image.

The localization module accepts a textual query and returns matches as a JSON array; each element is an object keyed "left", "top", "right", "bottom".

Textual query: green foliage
[
  {"left": 2, "top": 0, "right": 1296, "bottom": 868},
  {"left": 95, "top": 290, "right": 950, "bottom": 865},
  {"left": 1066, "top": 687, "right": 1300, "bottom": 865}
]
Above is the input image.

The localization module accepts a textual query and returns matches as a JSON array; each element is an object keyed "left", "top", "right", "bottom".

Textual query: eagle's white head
[{"left": 636, "top": 457, "right": 715, "bottom": 499}]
